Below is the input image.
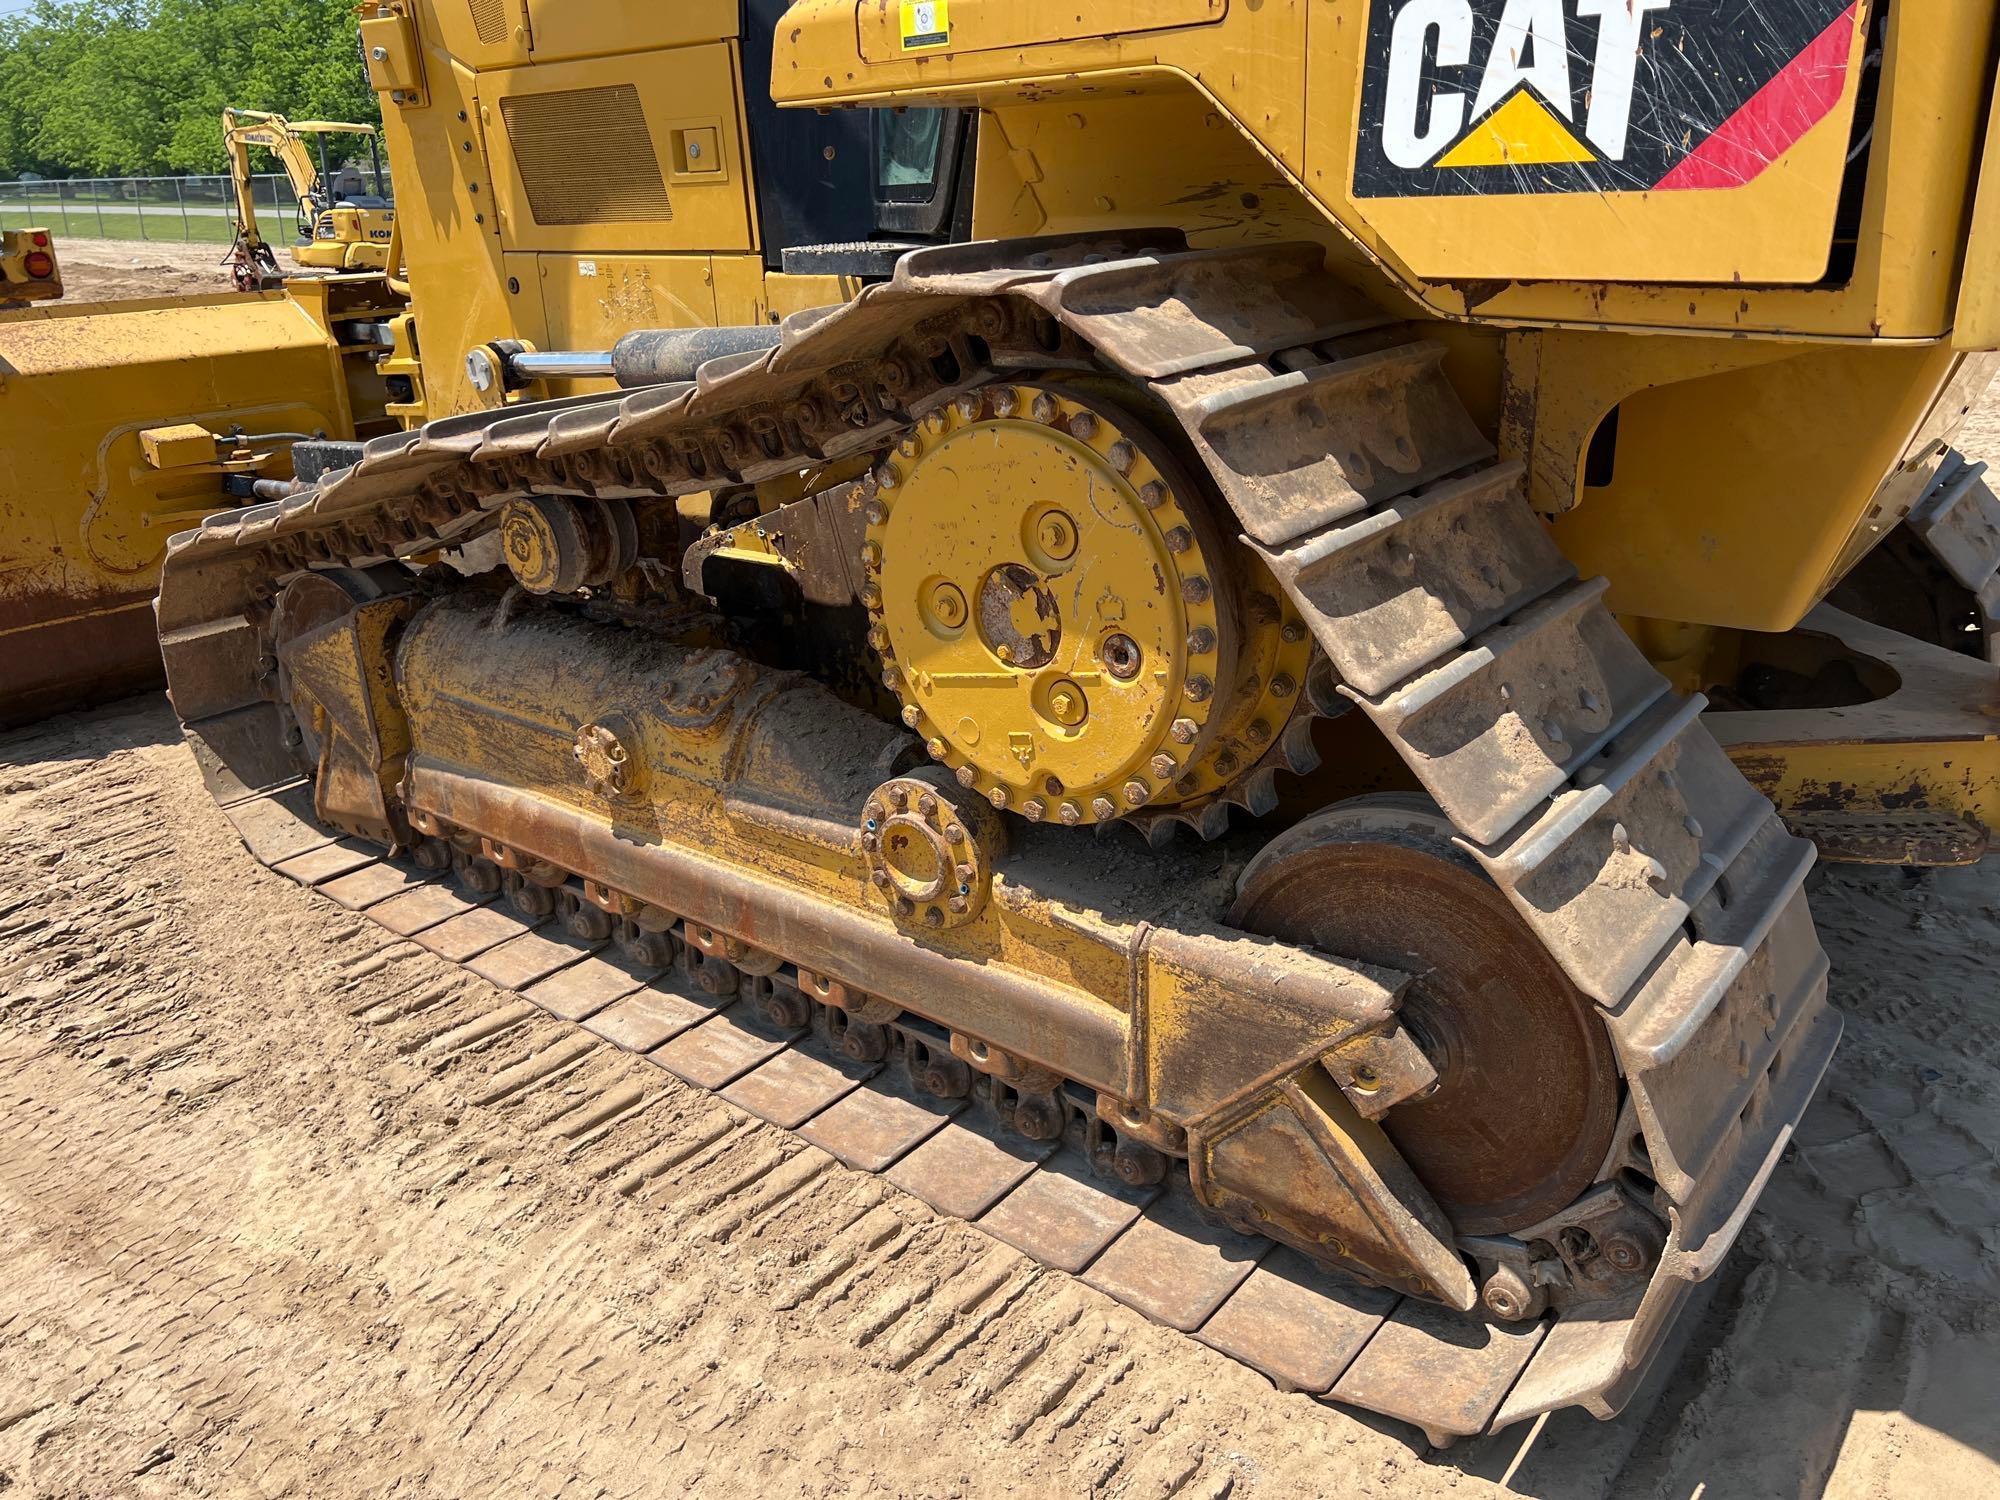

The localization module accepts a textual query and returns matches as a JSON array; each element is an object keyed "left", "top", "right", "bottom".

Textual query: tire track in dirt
[{"left": 1, "top": 696, "right": 1997, "bottom": 1497}]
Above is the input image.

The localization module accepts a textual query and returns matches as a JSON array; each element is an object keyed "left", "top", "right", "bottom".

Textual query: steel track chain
[{"left": 159, "top": 230, "right": 1841, "bottom": 1438}]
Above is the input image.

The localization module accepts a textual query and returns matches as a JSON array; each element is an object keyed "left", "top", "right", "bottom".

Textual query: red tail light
[
  {"left": 23, "top": 250, "right": 55, "bottom": 279},
  {"left": 30, "top": 232, "right": 49, "bottom": 248}
]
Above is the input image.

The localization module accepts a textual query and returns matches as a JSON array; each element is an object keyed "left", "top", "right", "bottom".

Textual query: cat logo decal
[{"left": 1353, "top": 0, "right": 1862, "bottom": 197}]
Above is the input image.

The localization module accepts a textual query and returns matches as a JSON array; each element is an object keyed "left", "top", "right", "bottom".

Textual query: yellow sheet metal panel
[
  {"left": 422, "top": 0, "right": 531, "bottom": 68},
  {"left": 776, "top": 0, "right": 1996, "bottom": 338},
  {"left": 485, "top": 42, "right": 753, "bottom": 255},
  {"left": 856, "top": 0, "right": 1224, "bottom": 63},
  {"left": 1552, "top": 342, "right": 1960, "bottom": 631},
  {"left": 1467, "top": 9, "right": 2000, "bottom": 339},
  {"left": 533, "top": 253, "right": 720, "bottom": 353},
  {"left": 1955, "top": 63, "right": 2000, "bottom": 351},
  {"left": 0, "top": 293, "right": 347, "bottom": 721},
  {"left": 373, "top": 47, "right": 514, "bottom": 418},
  {"left": 524, "top": 0, "right": 737, "bottom": 63},
  {"left": 360, "top": 12, "right": 424, "bottom": 97}
]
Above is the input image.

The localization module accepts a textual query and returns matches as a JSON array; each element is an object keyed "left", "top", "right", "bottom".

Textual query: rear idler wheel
[{"left": 1229, "top": 793, "right": 1621, "bottom": 1242}]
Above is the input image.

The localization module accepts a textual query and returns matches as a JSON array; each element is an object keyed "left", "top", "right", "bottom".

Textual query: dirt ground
[
  {"left": 3, "top": 702, "right": 1996, "bottom": 1500},
  {"left": 44, "top": 237, "right": 298, "bottom": 303},
  {"left": 1, "top": 275, "right": 1997, "bottom": 1497}
]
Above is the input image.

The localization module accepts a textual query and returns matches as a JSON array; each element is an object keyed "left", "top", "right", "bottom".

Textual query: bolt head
[
  {"left": 955, "top": 764, "right": 978, "bottom": 788},
  {"left": 1035, "top": 512, "right": 1078, "bottom": 561}
]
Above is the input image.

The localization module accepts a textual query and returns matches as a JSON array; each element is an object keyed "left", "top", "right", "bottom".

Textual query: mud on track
[{"left": 0, "top": 696, "right": 1996, "bottom": 1498}]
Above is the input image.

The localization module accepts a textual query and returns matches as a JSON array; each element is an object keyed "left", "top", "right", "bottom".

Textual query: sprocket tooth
[
  {"left": 1276, "top": 711, "right": 1320, "bottom": 777},
  {"left": 1235, "top": 769, "right": 1281, "bottom": 818}
]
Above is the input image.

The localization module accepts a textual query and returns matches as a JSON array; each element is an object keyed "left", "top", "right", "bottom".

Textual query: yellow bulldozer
[{"left": 12, "top": 0, "right": 2000, "bottom": 1448}]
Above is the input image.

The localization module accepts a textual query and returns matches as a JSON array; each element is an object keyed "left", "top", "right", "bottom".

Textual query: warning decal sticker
[
  {"left": 1353, "top": 0, "right": 1861, "bottom": 198},
  {"left": 901, "top": 1, "right": 952, "bottom": 51}
]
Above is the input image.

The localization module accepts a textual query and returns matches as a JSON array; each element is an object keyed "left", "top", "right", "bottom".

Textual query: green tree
[{"left": 0, "top": 0, "right": 378, "bottom": 177}]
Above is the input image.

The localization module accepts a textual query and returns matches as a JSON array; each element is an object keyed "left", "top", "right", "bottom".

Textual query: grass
[{"left": 0, "top": 205, "right": 238, "bottom": 244}]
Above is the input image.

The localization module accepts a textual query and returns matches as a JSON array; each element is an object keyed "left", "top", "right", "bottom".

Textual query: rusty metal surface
[
  {"left": 270, "top": 839, "right": 380, "bottom": 886},
  {"left": 413, "top": 905, "right": 541, "bottom": 964},
  {"left": 800, "top": 1072, "right": 965, "bottom": 1173},
  {"left": 977, "top": 1149, "right": 1158, "bottom": 1274},
  {"left": 720, "top": 1037, "right": 878, "bottom": 1130},
  {"left": 1229, "top": 796, "right": 1617, "bottom": 1236},
  {"left": 469, "top": 930, "right": 604, "bottom": 992},
  {"left": 584, "top": 988, "right": 729, "bottom": 1054},
  {"left": 523, "top": 953, "right": 658, "bottom": 1022},
  {"left": 1196, "top": 1247, "right": 1400, "bottom": 1395},
  {"left": 318, "top": 860, "right": 430, "bottom": 911},
  {"left": 652, "top": 1001, "right": 803, "bottom": 1090},
  {"left": 885, "top": 1113, "right": 1057, "bottom": 1220},
  {"left": 1081, "top": 1189, "right": 1267, "bottom": 1334},
  {"left": 1330, "top": 1297, "right": 1548, "bottom": 1446}
]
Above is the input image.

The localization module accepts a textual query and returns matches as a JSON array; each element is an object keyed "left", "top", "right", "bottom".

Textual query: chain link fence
[{"left": 0, "top": 171, "right": 394, "bottom": 245}]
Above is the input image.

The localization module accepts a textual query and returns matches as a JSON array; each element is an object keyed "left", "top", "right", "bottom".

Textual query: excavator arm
[{"left": 222, "top": 108, "right": 388, "bottom": 290}]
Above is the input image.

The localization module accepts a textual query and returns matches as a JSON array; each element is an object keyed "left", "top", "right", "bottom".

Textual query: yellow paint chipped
[{"left": 1436, "top": 91, "right": 1595, "bottom": 169}]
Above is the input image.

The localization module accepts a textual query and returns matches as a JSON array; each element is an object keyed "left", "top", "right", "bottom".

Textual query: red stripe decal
[{"left": 1654, "top": 4, "right": 1859, "bottom": 192}]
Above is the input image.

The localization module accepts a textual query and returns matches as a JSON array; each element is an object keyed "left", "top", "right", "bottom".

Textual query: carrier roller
[{"left": 157, "top": 231, "right": 1837, "bottom": 1442}]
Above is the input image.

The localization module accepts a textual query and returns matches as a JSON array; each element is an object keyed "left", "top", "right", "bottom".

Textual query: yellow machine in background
[
  {"left": 14, "top": 0, "right": 1997, "bottom": 1445},
  {"left": 223, "top": 108, "right": 398, "bottom": 290}
]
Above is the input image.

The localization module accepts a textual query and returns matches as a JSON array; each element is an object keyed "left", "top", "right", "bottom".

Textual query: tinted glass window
[{"left": 876, "top": 110, "right": 947, "bottom": 203}]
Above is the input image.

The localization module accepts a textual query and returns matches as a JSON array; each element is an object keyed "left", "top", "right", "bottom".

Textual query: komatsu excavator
[
  {"left": 142, "top": 0, "right": 2000, "bottom": 1445},
  {"left": 222, "top": 108, "right": 398, "bottom": 290}
]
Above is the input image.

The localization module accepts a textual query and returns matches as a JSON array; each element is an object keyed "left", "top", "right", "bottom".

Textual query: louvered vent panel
[
  {"left": 500, "top": 86, "right": 675, "bottom": 226},
  {"left": 469, "top": 0, "right": 511, "bottom": 45}
]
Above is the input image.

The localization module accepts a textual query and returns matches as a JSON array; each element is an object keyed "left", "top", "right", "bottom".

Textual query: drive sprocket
[{"left": 859, "top": 383, "right": 1314, "bottom": 828}]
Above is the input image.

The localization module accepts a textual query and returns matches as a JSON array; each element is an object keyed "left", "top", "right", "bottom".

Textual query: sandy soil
[
  {"left": 40, "top": 237, "right": 301, "bottom": 304},
  {"left": 0, "top": 693, "right": 1996, "bottom": 1499}
]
